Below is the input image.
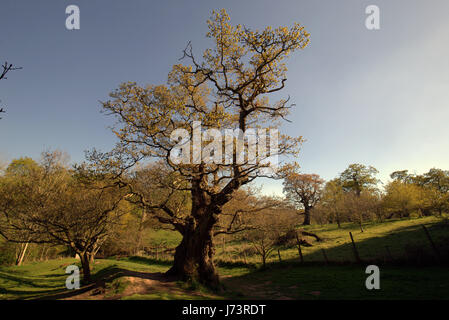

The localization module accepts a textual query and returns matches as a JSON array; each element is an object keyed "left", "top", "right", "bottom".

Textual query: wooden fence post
[
  {"left": 321, "top": 248, "right": 329, "bottom": 265},
  {"left": 295, "top": 233, "right": 304, "bottom": 263},
  {"left": 349, "top": 232, "right": 361, "bottom": 263},
  {"left": 277, "top": 249, "right": 282, "bottom": 263},
  {"left": 422, "top": 225, "right": 441, "bottom": 261}
]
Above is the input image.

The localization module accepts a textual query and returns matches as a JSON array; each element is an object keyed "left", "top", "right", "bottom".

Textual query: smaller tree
[
  {"left": 416, "top": 185, "right": 448, "bottom": 217},
  {"left": 383, "top": 180, "right": 421, "bottom": 219},
  {"left": 245, "top": 209, "right": 293, "bottom": 268},
  {"left": 346, "top": 190, "right": 381, "bottom": 231},
  {"left": 420, "top": 168, "right": 449, "bottom": 216},
  {"left": 340, "top": 164, "right": 378, "bottom": 196},
  {"left": 318, "top": 178, "right": 346, "bottom": 227},
  {"left": 214, "top": 188, "right": 281, "bottom": 239},
  {"left": 390, "top": 168, "right": 449, "bottom": 216},
  {"left": 0, "top": 157, "right": 41, "bottom": 265},
  {"left": 0, "top": 152, "right": 126, "bottom": 282},
  {"left": 390, "top": 170, "right": 413, "bottom": 184},
  {"left": 282, "top": 164, "right": 324, "bottom": 225}
]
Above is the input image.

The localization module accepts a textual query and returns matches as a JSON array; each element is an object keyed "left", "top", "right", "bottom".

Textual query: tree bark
[
  {"left": 136, "top": 209, "right": 147, "bottom": 254},
  {"left": 302, "top": 207, "right": 311, "bottom": 225},
  {"left": 166, "top": 214, "right": 219, "bottom": 288},
  {"left": 298, "top": 229, "right": 322, "bottom": 242},
  {"left": 79, "top": 252, "right": 92, "bottom": 283},
  {"left": 335, "top": 212, "right": 341, "bottom": 228},
  {"left": 16, "top": 242, "right": 29, "bottom": 266}
]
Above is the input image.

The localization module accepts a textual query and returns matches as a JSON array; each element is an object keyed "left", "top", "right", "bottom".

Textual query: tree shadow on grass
[
  {"left": 299, "top": 219, "right": 449, "bottom": 265},
  {"left": 0, "top": 287, "right": 66, "bottom": 297},
  {"left": 29, "top": 266, "right": 178, "bottom": 300},
  {"left": 0, "top": 271, "right": 65, "bottom": 289},
  {"left": 0, "top": 270, "right": 69, "bottom": 299},
  {"left": 125, "top": 256, "right": 173, "bottom": 267},
  {"left": 220, "top": 219, "right": 449, "bottom": 300},
  {"left": 1, "top": 256, "right": 177, "bottom": 300},
  {"left": 1, "top": 272, "right": 43, "bottom": 288},
  {"left": 10, "top": 219, "right": 448, "bottom": 300}
]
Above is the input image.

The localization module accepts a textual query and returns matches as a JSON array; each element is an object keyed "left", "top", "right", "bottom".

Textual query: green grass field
[
  {"left": 215, "top": 216, "right": 449, "bottom": 265},
  {"left": 1, "top": 216, "right": 448, "bottom": 300}
]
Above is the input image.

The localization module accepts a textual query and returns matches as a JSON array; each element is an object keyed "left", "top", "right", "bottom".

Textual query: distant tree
[
  {"left": 245, "top": 209, "right": 293, "bottom": 268},
  {"left": 5, "top": 157, "right": 40, "bottom": 176},
  {"left": 391, "top": 168, "right": 449, "bottom": 216},
  {"left": 282, "top": 164, "right": 324, "bottom": 225},
  {"left": 343, "top": 191, "right": 379, "bottom": 232},
  {"left": 422, "top": 187, "right": 448, "bottom": 217},
  {"left": 319, "top": 178, "right": 345, "bottom": 227},
  {"left": 370, "top": 190, "right": 385, "bottom": 222},
  {"left": 390, "top": 170, "right": 413, "bottom": 183},
  {"left": 340, "top": 163, "right": 379, "bottom": 196},
  {"left": 383, "top": 180, "right": 421, "bottom": 219},
  {"left": 421, "top": 168, "right": 449, "bottom": 193},
  {"left": 418, "top": 169, "right": 449, "bottom": 216}
]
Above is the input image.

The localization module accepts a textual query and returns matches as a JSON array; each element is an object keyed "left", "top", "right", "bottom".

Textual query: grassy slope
[
  {"left": 0, "top": 256, "right": 221, "bottom": 300},
  {"left": 217, "top": 216, "right": 449, "bottom": 264},
  {"left": 0, "top": 216, "right": 448, "bottom": 300},
  {"left": 0, "top": 257, "right": 165, "bottom": 299},
  {"left": 145, "top": 216, "right": 448, "bottom": 265},
  {"left": 220, "top": 216, "right": 449, "bottom": 299},
  {"left": 221, "top": 264, "right": 449, "bottom": 300}
]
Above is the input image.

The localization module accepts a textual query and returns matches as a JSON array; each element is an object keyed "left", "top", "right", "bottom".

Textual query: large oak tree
[{"left": 94, "top": 9, "right": 310, "bottom": 286}]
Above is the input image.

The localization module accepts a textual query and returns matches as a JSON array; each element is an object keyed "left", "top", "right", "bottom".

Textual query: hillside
[{"left": 0, "top": 216, "right": 448, "bottom": 300}]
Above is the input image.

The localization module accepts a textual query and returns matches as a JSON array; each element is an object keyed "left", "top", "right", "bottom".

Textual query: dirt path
[
  {"left": 33, "top": 268, "right": 292, "bottom": 300},
  {"left": 63, "top": 270, "right": 219, "bottom": 300}
]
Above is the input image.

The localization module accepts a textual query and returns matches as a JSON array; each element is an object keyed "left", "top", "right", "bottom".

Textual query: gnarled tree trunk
[
  {"left": 79, "top": 252, "right": 93, "bottom": 283},
  {"left": 302, "top": 206, "right": 311, "bottom": 225},
  {"left": 166, "top": 210, "right": 219, "bottom": 288}
]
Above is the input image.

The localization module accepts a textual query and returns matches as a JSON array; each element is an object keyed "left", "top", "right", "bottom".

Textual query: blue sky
[{"left": 1, "top": 0, "right": 449, "bottom": 195}]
